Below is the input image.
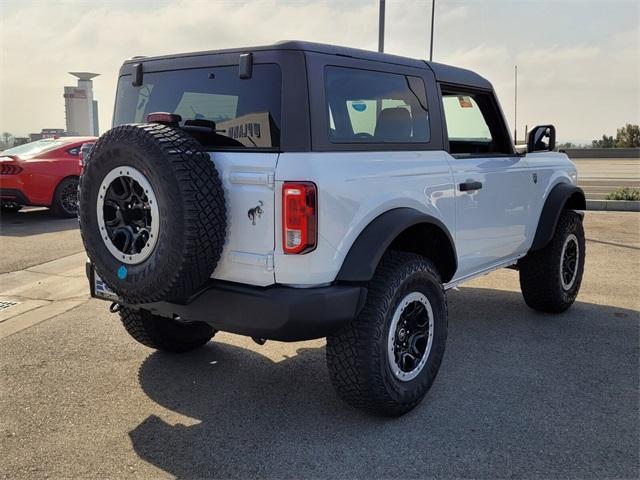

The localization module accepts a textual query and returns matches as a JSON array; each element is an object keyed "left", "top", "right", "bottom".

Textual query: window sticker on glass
[
  {"left": 217, "top": 112, "right": 273, "bottom": 148},
  {"left": 351, "top": 102, "right": 367, "bottom": 112},
  {"left": 458, "top": 96, "right": 473, "bottom": 108}
]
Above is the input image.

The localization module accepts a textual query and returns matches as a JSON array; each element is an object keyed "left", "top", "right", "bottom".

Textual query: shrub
[{"left": 605, "top": 187, "right": 640, "bottom": 201}]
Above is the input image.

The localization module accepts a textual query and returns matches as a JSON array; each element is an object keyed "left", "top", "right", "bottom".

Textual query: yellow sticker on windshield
[{"left": 458, "top": 96, "right": 473, "bottom": 108}]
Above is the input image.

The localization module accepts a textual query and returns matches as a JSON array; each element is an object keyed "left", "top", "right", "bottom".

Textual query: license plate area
[{"left": 91, "top": 268, "right": 120, "bottom": 302}]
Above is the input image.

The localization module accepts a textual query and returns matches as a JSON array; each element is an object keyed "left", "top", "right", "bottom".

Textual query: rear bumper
[
  {"left": 0, "top": 188, "right": 31, "bottom": 205},
  {"left": 87, "top": 262, "right": 366, "bottom": 342}
]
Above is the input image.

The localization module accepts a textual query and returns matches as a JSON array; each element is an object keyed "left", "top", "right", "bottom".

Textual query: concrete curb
[{"left": 586, "top": 200, "right": 640, "bottom": 212}]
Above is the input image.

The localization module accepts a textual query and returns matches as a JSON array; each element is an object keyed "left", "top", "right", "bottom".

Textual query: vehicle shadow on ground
[
  {"left": 131, "top": 287, "right": 639, "bottom": 479},
  {"left": 0, "top": 208, "right": 78, "bottom": 236}
]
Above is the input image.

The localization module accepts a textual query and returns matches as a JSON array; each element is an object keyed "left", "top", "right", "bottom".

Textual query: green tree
[
  {"left": 1, "top": 131, "right": 13, "bottom": 149},
  {"left": 592, "top": 135, "right": 615, "bottom": 148},
  {"left": 614, "top": 123, "right": 640, "bottom": 148}
]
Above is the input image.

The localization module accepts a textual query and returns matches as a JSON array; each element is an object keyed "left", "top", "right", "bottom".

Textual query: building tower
[{"left": 64, "top": 72, "right": 100, "bottom": 136}]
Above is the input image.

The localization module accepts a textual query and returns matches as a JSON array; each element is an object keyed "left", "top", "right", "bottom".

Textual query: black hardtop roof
[{"left": 124, "top": 40, "right": 492, "bottom": 90}]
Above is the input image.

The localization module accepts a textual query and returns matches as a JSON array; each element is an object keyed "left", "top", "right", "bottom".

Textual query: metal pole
[
  {"left": 514, "top": 65, "right": 518, "bottom": 143},
  {"left": 429, "top": 0, "right": 435, "bottom": 61},
  {"left": 378, "top": 0, "right": 385, "bottom": 53}
]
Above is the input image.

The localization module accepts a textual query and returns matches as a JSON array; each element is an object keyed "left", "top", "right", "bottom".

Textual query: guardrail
[{"left": 561, "top": 148, "right": 640, "bottom": 159}]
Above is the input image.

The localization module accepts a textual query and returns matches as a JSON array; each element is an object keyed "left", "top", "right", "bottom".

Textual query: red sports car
[{"left": 0, "top": 136, "right": 97, "bottom": 217}]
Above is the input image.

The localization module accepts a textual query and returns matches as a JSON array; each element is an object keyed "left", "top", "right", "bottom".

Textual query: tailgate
[{"left": 209, "top": 151, "right": 278, "bottom": 286}]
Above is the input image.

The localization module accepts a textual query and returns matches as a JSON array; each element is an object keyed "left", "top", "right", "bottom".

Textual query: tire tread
[
  {"left": 119, "top": 307, "right": 214, "bottom": 353},
  {"left": 326, "top": 251, "right": 447, "bottom": 416},
  {"left": 519, "top": 210, "right": 585, "bottom": 313},
  {"left": 79, "top": 123, "right": 226, "bottom": 303}
]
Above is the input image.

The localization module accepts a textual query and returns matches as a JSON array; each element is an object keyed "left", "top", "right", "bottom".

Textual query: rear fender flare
[{"left": 336, "top": 208, "right": 457, "bottom": 283}]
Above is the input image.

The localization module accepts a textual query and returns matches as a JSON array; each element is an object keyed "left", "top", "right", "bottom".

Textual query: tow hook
[
  {"left": 109, "top": 302, "right": 122, "bottom": 313},
  {"left": 252, "top": 337, "right": 267, "bottom": 346}
]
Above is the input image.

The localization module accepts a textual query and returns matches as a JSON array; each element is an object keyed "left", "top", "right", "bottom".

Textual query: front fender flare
[
  {"left": 530, "top": 183, "right": 586, "bottom": 251},
  {"left": 336, "top": 208, "right": 457, "bottom": 283}
]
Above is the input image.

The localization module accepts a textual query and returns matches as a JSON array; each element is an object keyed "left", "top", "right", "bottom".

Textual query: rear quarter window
[{"left": 324, "top": 66, "right": 430, "bottom": 144}]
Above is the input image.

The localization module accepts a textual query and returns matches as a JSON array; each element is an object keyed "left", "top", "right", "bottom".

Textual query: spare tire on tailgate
[{"left": 79, "top": 123, "right": 226, "bottom": 304}]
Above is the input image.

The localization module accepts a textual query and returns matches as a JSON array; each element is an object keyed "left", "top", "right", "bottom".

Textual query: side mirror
[{"left": 527, "top": 125, "right": 556, "bottom": 152}]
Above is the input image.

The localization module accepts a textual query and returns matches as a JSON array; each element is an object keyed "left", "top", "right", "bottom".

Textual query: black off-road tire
[
  {"left": 79, "top": 123, "right": 226, "bottom": 303},
  {"left": 50, "top": 177, "right": 79, "bottom": 218},
  {"left": 519, "top": 210, "right": 585, "bottom": 313},
  {"left": 120, "top": 307, "right": 215, "bottom": 353},
  {"left": 326, "top": 252, "right": 448, "bottom": 417}
]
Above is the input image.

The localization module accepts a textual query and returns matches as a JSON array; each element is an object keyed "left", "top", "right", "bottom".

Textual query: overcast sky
[{"left": 1, "top": 0, "right": 638, "bottom": 144}]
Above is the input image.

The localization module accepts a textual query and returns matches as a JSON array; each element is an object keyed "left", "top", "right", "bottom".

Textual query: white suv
[{"left": 79, "top": 41, "right": 586, "bottom": 416}]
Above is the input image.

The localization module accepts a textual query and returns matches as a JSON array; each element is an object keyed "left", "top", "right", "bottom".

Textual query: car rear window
[
  {"left": 113, "top": 64, "right": 282, "bottom": 149},
  {"left": 2, "top": 139, "right": 68, "bottom": 157}
]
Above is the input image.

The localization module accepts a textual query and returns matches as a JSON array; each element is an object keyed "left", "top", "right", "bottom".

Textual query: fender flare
[
  {"left": 530, "top": 183, "right": 586, "bottom": 251},
  {"left": 336, "top": 208, "right": 457, "bottom": 283}
]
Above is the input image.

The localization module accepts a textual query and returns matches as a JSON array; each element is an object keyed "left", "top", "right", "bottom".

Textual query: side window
[
  {"left": 66, "top": 146, "right": 80, "bottom": 156},
  {"left": 442, "top": 96, "right": 491, "bottom": 141},
  {"left": 441, "top": 91, "right": 512, "bottom": 155},
  {"left": 325, "top": 66, "right": 430, "bottom": 144}
]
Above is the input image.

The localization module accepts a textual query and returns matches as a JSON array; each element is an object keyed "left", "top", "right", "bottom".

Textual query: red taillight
[
  {"left": 146, "top": 112, "right": 182, "bottom": 125},
  {"left": 0, "top": 164, "right": 22, "bottom": 175},
  {"left": 282, "top": 182, "right": 317, "bottom": 254}
]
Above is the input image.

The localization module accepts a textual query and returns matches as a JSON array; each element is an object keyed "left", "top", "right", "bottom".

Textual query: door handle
[{"left": 459, "top": 181, "right": 483, "bottom": 192}]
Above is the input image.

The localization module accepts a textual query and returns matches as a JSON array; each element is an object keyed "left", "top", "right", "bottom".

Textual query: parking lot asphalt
[
  {"left": 0, "top": 210, "right": 638, "bottom": 479},
  {"left": 0, "top": 208, "right": 83, "bottom": 274}
]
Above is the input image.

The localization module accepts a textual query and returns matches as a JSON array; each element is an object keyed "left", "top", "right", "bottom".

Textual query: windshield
[
  {"left": 2, "top": 138, "right": 68, "bottom": 157},
  {"left": 113, "top": 64, "right": 282, "bottom": 149}
]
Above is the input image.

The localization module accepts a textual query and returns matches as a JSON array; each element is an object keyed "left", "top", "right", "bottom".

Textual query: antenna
[
  {"left": 514, "top": 65, "right": 518, "bottom": 143},
  {"left": 429, "top": 0, "right": 436, "bottom": 61}
]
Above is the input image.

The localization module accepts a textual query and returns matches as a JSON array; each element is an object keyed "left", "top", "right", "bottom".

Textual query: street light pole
[
  {"left": 514, "top": 65, "right": 518, "bottom": 143},
  {"left": 378, "top": 0, "right": 385, "bottom": 53},
  {"left": 429, "top": 0, "right": 435, "bottom": 61}
]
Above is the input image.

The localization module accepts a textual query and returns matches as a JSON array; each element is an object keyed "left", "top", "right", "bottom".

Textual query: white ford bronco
[{"left": 80, "top": 41, "right": 586, "bottom": 416}]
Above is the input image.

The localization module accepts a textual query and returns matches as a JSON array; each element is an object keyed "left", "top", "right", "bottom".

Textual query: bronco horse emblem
[{"left": 248, "top": 201, "right": 264, "bottom": 225}]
